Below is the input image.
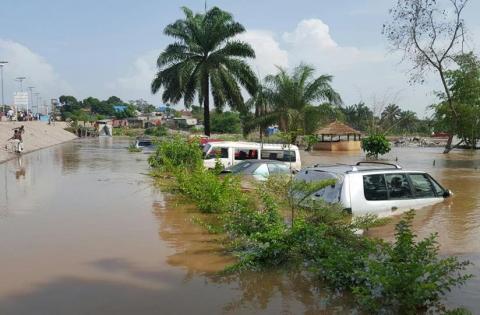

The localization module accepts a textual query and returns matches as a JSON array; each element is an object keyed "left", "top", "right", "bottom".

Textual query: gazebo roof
[{"left": 316, "top": 121, "right": 361, "bottom": 135}]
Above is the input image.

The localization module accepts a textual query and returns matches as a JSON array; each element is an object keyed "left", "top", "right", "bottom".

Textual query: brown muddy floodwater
[{"left": 0, "top": 139, "right": 479, "bottom": 314}]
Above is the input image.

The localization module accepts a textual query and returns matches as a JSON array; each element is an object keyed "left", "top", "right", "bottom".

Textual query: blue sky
[{"left": 1, "top": 0, "right": 479, "bottom": 116}]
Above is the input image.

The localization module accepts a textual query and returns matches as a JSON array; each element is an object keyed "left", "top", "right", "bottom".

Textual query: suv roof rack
[{"left": 355, "top": 161, "right": 402, "bottom": 169}]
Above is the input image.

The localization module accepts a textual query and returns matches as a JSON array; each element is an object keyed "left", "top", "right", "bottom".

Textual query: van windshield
[{"left": 203, "top": 144, "right": 228, "bottom": 159}]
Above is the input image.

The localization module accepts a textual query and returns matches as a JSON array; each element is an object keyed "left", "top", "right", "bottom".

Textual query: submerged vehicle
[
  {"left": 202, "top": 141, "right": 301, "bottom": 171},
  {"left": 222, "top": 159, "right": 292, "bottom": 181},
  {"left": 295, "top": 161, "right": 451, "bottom": 217},
  {"left": 134, "top": 137, "right": 155, "bottom": 152}
]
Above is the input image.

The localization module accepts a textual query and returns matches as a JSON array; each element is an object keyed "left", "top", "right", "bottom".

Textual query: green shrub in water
[
  {"left": 352, "top": 211, "right": 472, "bottom": 314},
  {"left": 148, "top": 136, "right": 202, "bottom": 171},
  {"left": 144, "top": 125, "right": 168, "bottom": 137},
  {"left": 361, "top": 133, "right": 391, "bottom": 159}
]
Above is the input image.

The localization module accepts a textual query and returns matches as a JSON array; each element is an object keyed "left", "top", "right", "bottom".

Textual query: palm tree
[
  {"left": 265, "top": 64, "right": 342, "bottom": 133},
  {"left": 151, "top": 7, "right": 258, "bottom": 136},
  {"left": 380, "top": 104, "right": 402, "bottom": 130}
]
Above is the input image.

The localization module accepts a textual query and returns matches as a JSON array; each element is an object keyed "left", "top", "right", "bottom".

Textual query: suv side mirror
[{"left": 443, "top": 189, "right": 452, "bottom": 198}]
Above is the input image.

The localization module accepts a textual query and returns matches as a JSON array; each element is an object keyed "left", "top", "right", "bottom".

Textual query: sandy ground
[{"left": 0, "top": 121, "right": 77, "bottom": 163}]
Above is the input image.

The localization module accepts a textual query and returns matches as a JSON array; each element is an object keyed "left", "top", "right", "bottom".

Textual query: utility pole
[
  {"left": 34, "top": 93, "right": 40, "bottom": 115},
  {"left": 15, "top": 77, "right": 26, "bottom": 92},
  {"left": 28, "top": 86, "right": 35, "bottom": 114},
  {"left": 0, "top": 61, "right": 7, "bottom": 113}
]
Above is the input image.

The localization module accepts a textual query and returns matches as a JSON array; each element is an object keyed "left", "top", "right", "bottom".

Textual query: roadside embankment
[{"left": 0, "top": 121, "right": 77, "bottom": 163}]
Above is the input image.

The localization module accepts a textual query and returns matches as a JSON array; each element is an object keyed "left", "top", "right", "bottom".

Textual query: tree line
[{"left": 58, "top": 95, "right": 149, "bottom": 121}]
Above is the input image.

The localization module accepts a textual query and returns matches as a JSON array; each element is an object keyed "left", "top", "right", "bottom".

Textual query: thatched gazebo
[{"left": 314, "top": 121, "right": 362, "bottom": 151}]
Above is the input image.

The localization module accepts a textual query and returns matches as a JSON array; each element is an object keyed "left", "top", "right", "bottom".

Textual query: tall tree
[
  {"left": 433, "top": 52, "right": 480, "bottom": 148},
  {"left": 151, "top": 6, "right": 257, "bottom": 136},
  {"left": 384, "top": 0, "right": 469, "bottom": 152},
  {"left": 342, "top": 102, "right": 374, "bottom": 132},
  {"left": 265, "top": 64, "right": 342, "bottom": 133},
  {"left": 380, "top": 104, "right": 402, "bottom": 131}
]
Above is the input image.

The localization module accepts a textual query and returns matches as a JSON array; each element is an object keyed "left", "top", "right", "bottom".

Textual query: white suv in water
[{"left": 295, "top": 162, "right": 451, "bottom": 217}]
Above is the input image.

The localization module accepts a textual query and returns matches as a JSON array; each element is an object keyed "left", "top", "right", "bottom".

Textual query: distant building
[
  {"left": 173, "top": 117, "right": 197, "bottom": 128},
  {"left": 113, "top": 104, "right": 128, "bottom": 112}
]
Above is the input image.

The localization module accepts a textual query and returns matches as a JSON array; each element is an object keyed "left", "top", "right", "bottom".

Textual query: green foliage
[
  {"left": 114, "top": 104, "right": 137, "bottom": 119},
  {"left": 144, "top": 125, "right": 168, "bottom": 137},
  {"left": 59, "top": 95, "right": 131, "bottom": 119},
  {"left": 433, "top": 52, "right": 480, "bottom": 148},
  {"left": 175, "top": 168, "right": 243, "bottom": 213},
  {"left": 112, "top": 127, "right": 144, "bottom": 137},
  {"left": 352, "top": 211, "right": 472, "bottom": 313},
  {"left": 342, "top": 102, "right": 374, "bottom": 132},
  {"left": 244, "top": 64, "right": 342, "bottom": 137},
  {"left": 303, "top": 135, "right": 317, "bottom": 151},
  {"left": 211, "top": 111, "right": 242, "bottom": 134},
  {"left": 148, "top": 136, "right": 203, "bottom": 171},
  {"left": 151, "top": 6, "right": 258, "bottom": 136},
  {"left": 361, "top": 133, "right": 391, "bottom": 159},
  {"left": 127, "top": 144, "right": 142, "bottom": 153}
]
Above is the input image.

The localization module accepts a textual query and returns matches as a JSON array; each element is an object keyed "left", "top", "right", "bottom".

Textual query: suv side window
[
  {"left": 363, "top": 174, "right": 388, "bottom": 200},
  {"left": 385, "top": 174, "right": 413, "bottom": 199},
  {"left": 409, "top": 173, "right": 436, "bottom": 198}
]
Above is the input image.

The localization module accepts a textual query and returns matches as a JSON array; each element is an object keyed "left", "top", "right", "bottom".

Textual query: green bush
[
  {"left": 145, "top": 125, "right": 168, "bottom": 137},
  {"left": 148, "top": 136, "right": 202, "bottom": 171},
  {"left": 211, "top": 111, "right": 242, "bottom": 134},
  {"left": 175, "top": 168, "right": 242, "bottom": 213},
  {"left": 304, "top": 135, "right": 318, "bottom": 151},
  {"left": 361, "top": 133, "right": 391, "bottom": 159},
  {"left": 352, "top": 211, "right": 472, "bottom": 313},
  {"left": 127, "top": 144, "right": 142, "bottom": 153}
]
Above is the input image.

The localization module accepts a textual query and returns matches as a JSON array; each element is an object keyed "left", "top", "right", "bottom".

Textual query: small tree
[{"left": 361, "top": 134, "right": 391, "bottom": 159}]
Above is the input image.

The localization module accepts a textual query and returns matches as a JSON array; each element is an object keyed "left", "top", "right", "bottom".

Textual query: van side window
[
  {"left": 206, "top": 147, "right": 228, "bottom": 159},
  {"left": 261, "top": 150, "right": 296, "bottom": 162},
  {"left": 234, "top": 148, "right": 258, "bottom": 161},
  {"left": 385, "top": 174, "right": 413, "bottom": 199},
  {"left": 409, "top": 174, "right": 436, "bottom": 198},
  {"left": 363, "top": 174, "right": 388, "bottom": 200}
]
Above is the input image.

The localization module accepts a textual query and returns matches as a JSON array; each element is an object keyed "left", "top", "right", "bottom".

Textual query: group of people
[{"left": 2, "top": 109, "right": 43, "bottom": 121}]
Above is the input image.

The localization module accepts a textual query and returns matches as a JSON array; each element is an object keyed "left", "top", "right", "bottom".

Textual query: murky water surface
[{"left": 0, "top": 139, "right": 479, "bottom": 314}]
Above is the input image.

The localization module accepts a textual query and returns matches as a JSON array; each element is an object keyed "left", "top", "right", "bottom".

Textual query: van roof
[{"left": 206, "top": 141, "right": 299, "bottom": 150}]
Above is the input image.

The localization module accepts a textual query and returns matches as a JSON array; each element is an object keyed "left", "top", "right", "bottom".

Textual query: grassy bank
[{"left": 149, "top": 137, "right": 472, "bottom": 314}]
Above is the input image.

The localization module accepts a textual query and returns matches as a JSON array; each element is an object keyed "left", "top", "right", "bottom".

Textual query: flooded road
[
  {"left": 0, "top": 139, "right": 479, "bottom": 314},
  {"left": 0, "top": 138, "right": 353, "bottom": 314}
]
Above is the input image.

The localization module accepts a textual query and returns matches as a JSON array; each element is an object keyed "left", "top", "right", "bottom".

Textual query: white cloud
[
  {"left": 109, "top": 49, "right": 160, "bottom": 102},
  {"left": 282, "top": 19, "right": 384, "bottom": 71},
  {"left": 0, "top": 39, "right": 73, "bottom": 105},
  {"left": 236, "top": 30, "right": 289, "bottom": 76}
]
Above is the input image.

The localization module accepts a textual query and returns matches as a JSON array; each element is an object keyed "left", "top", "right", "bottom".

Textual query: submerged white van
[
  {"left": 295, "top": 162, "right": 451, "bottom": 217},
  {"left": 202, "top": 141, "right": 301, "bottom": 171}
]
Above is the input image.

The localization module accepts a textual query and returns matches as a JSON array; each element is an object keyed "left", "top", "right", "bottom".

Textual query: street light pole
[
  {"left": 15, "top": 77, "right": 26, "bottom": 92},
  {"left": 28, "top": 86, "right": 35, "bottom": 114},
  {"left": 0, "top": 61, "right": 7, "bottom": 113},
  {"left": 34, "top": 93, "right": 40, "bottom": 114}
]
